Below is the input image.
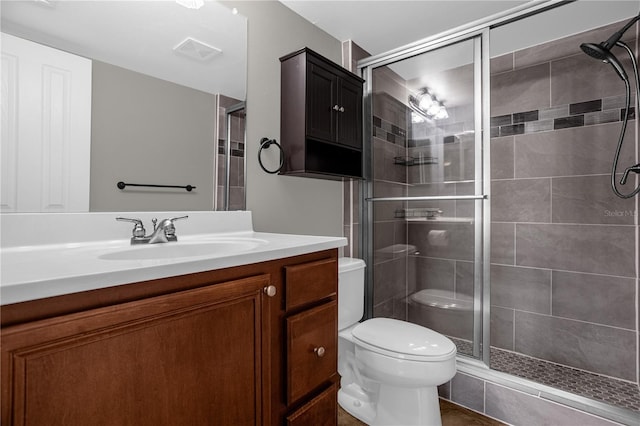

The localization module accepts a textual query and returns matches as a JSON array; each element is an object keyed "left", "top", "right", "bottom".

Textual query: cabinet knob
[
  {"left": 263, "top": 285, "right": 277, "bottom": 297},
  {"left": 314, "top": 346, "right": 326, "bottom": 358},
  {"left": 333, "top": 105, "right": 340, "bottom": 111},
  {"left": 339, "top": 106, "right": 345, "bottom": 112}
]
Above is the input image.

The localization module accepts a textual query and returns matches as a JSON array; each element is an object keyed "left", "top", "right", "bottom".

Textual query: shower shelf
[
  {"left": 404, "top": 217, "right": 474, "bottom": 224},
  {"left": 395, "top": 208, "right": 442, "bottom": 219},
  {"left": 394, "top": 156, "right": 438, "bottom": 166}
]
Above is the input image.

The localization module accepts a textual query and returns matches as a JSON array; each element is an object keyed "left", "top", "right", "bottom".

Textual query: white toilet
[{"left": 338, "top": 258, "right": 457, "bottom": 426}]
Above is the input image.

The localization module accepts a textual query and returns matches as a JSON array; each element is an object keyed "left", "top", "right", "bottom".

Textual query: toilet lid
[{"left": 352, "top": 318, "right": 456, "bottom": 361}]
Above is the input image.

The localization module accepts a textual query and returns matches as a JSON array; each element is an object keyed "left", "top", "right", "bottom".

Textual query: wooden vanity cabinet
[
  {"left": 280, "top": 47, "right": 364, "bottom": 180},
  {"left": 1, "top": 249, "right": 339, "bottom": 426}
]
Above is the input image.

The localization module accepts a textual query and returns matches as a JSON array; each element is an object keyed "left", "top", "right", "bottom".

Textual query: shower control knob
[
  {"left": 263, "top": 285, "right": 277, "bottom": 297},
  {"left": 333, "top": 105, "right": 340, "bottom": 111},
  {"left": 339, "top": 106, "right": 345, "bottom": 112},
  {"left": 314, "top": 346, "right": 326, "bottom": 358}
]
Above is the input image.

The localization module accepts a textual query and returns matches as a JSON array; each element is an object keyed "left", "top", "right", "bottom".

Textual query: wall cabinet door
[
  {"left": 307, "top": 62, "right": 337, "bottom": 143},
  {"left": 1, "top": 274, "right": 270, "bottom": 425},
  {"left": 306, "top": 58, "right": 362, "bottom": 150},
  {"left": 336, "top": 76, "right": 363, "bottom": 149}
]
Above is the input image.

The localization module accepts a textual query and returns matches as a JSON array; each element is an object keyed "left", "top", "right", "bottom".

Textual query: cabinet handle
[
  {"left": 339, "top": 106, "right": 345, "bottom": 112},
  {"left": 333, "top": 105, "right": 340, "bottom": 111},
  {"left": 314, "top": 346, "right": 326, "bottom": 358},
  {"left": 263, "top": 285, "right": 277, "bottom": 297}
]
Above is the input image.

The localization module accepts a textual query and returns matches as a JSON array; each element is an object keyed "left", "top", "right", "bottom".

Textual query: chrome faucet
[{"left": 116, "top": 216, "right": 188, "bottom": 245}]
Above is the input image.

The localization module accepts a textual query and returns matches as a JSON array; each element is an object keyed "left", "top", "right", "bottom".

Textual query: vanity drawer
[
  {"left": 286, "top": 301, "right": 337, "bottom": 404},
  {"left": 285, "top": 258, "right": 337, "bottom": 311},
  {"left": 286, "top": 381, "right": 337, "bottom": 426}
]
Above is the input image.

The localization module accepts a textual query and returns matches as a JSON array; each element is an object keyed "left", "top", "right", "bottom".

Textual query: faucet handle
[
  {"left": 164, "top": 215, "right": 188, "bottom": 237},
  {"left": 116, "top": 217, "right": 146, "bottom": 238},
  {"left": 169, "top": 215, "right": 189, "bottom": 223}
]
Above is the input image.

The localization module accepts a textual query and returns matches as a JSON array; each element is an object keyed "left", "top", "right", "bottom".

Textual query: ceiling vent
[{"left": 173, "top": 37, "right": 222, "bottom": 62}]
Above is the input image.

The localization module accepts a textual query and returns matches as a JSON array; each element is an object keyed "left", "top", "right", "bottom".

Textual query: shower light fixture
[
  {"left": 409, "top": 88, "right": 448, "bottom": 121},
  {"left": 411, "top": 112, "right": 426, "bottom": 123}
]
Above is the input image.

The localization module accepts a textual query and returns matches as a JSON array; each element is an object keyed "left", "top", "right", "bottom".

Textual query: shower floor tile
[{"left": 449, "top": 338, "right": 640, "bottom": 413}]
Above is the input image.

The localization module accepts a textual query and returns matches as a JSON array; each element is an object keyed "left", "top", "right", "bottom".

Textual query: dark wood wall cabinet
[
  {"left": 280, "top": 47, "right": 364, "bottom": 180},
  {"left": 1, "top": 250, "right": 339, "bottom": 426}
]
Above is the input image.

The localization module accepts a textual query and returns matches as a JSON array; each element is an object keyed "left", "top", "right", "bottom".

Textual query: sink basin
[{"left": 99, "top": 238, "right": 267, "bottom": 261}]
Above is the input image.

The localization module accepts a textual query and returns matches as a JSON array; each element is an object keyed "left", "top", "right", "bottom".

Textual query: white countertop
[{"left": 1, "top": 211, "right": 347, "bottom": 305}]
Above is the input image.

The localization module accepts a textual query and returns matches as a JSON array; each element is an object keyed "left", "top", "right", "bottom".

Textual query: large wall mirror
[{"left": 1, "top": 0, "right": 247, "bottom": 212}]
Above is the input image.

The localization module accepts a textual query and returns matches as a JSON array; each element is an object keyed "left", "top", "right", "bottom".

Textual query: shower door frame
[
  {"left": 357, "top": 0, "right": 580, "bottom": 370},
  {"left": 359, "top": 28, "right": 491, "bottom": 365}
]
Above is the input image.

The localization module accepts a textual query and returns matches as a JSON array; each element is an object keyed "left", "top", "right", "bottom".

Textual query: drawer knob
[
  {"left": 263, "top": 285, "right": 277, "bottom": 297},
  {"left": 314, "top": 346, "right": 326, "bottom": 358}
]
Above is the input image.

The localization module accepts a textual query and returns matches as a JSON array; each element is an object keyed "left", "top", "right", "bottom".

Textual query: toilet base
[
  {"left": 338, "top": 385, "right": 376, "bottom": 425},
  {"left": 338, "top": 384, "right": 442, "bottom": 426}
]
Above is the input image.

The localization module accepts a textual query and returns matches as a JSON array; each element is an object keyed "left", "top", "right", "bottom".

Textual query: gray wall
[
  {"left": 227, "top": 1, "right": 344, "bottom": 236},
  {"left": 90, "top": 61, "right": 217, "bottom": 211}
]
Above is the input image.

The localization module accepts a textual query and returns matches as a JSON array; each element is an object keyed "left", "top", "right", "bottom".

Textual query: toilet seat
[{"left": 352, "top": 318, "right": 456, "bottom": 362}]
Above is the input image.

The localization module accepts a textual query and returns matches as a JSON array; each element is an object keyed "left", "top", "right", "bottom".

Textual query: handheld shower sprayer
[
  {"left": 580, "top": 42, "right": 628, "bottom": 80},
  {"left": 580, "top": 13, "right": 640, "bottom": 198}
]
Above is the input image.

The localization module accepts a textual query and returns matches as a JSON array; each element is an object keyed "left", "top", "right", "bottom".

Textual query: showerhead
[
  {"left": 580, "top": 14, "right": 639, "bottom": 82},
  {"left": 580, "top": 42, "right": 628, "bottom": 81},
  {"left": 580, "top": 42, "right": 610, "bottom": 61}
]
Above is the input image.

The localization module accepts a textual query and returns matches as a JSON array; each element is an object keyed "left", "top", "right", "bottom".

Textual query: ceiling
[
  {"left": 279, "top": 0, "right": 528, "bottom": 57},
  {"left": 0, "top": 0, "right": 247, "bottom": 98},
  {"left": 279, "top": 0, "right": 639, "bottom": 108}
]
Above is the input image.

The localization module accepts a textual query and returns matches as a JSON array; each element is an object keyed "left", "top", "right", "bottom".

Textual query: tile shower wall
[
  {"left": 488, "top": 19, "right": 638, "bottom": 383},
  {"left": 371, "top": 90, "right": 411, "bottom": 319},
  {"left": 369, "top": 60, "right": 479, "bottom": 345},
  {"left": 216, "top": 95, "right": 245, "bottom": 211}
]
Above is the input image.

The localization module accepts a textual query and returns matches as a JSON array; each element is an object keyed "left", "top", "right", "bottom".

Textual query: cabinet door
[
  {"left": 307, "top": 62, "right": 337, "bottom": 143},
  {"left": 336, "top": 76, "right": 363, "bottom": 149},
  {"left": 1, "top": 274, "right": 270, "bottom": 425}
]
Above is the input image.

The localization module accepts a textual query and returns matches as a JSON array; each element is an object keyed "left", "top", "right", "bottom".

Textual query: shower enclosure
[
  {"left": 216, "top": 96, "right": 246, "bottom": 211},
  {"left": 359, "top": 1, "right": 639, "bottom": 423}
]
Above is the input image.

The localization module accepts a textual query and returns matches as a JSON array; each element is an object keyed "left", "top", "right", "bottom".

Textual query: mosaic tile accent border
[
  {"left": 449, "top": 337, "right": 640, "bottom": 413},
  {"left": 491, "top": 94, "right": 636, "bottom": 138},
  {"left": 374, "top": 93, "right": 637, "bottom": 148},
  {"left": 218, "top": 140, "right": 245, "bottom": 157},
  {"left": 373, "top": 115, "right": 407, "bottom": 146}
]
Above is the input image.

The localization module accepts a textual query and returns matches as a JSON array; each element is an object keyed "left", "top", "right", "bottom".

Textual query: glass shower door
[{"left": 363, "top": 31, "right": 490, "bottom": 361}]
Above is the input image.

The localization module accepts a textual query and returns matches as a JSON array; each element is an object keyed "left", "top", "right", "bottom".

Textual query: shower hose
[{"left": 611, "top": 41, "right": 640, "bottom": 198}]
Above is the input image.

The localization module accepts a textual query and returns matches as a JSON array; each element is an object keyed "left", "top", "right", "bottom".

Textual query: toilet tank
[{"left": 338, "top": 257, "right": 366, "bottom": 331}]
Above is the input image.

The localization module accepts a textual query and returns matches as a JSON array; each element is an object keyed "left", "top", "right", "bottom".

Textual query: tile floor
[{"left": 338, "top": 400, "right": 505, "bottom": 426}]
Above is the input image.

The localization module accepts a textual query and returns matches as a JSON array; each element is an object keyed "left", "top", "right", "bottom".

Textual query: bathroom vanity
[{"left": 0, "top": 212, "right": 345, "bottom": 425}]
